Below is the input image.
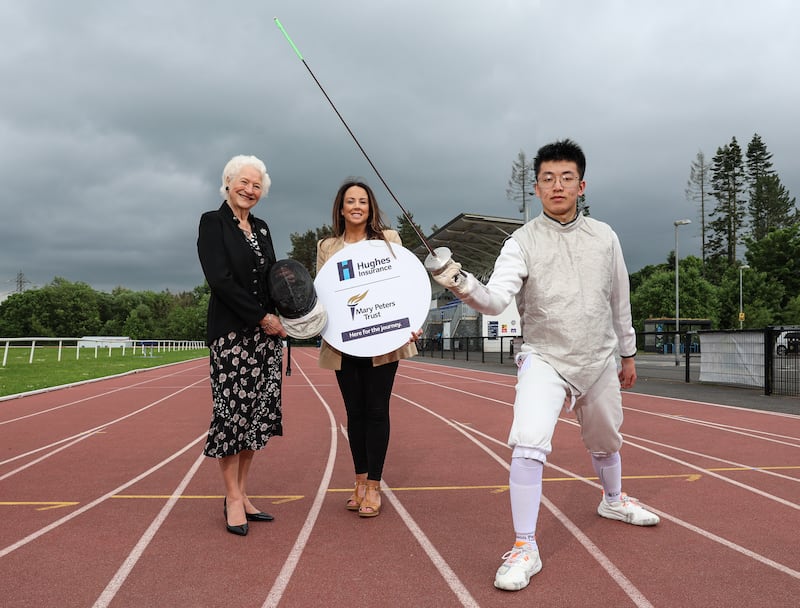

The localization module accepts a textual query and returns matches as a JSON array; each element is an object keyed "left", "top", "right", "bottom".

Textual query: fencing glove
[{"left": 431, "top": 259, "right": 474, "bottom": 299}]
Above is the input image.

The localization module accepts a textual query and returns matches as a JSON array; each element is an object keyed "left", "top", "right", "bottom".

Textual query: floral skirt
[{"left": 203, "top": 327, "right": 283, "bottom": 458}]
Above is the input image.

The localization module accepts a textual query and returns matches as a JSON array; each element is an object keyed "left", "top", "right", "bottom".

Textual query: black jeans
[{"left": 335, "top": 356, "right": 399, "bottom": 481}]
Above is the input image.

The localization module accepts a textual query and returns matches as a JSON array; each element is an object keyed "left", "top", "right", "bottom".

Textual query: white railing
[{"left": 1, "top": 337, "right": 206, "bottom": 366}]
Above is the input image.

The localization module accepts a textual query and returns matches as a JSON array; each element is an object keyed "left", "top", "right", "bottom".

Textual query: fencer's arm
[
  {"left": 430, "top": 239, "right": 525, "bottom": 316},
  {"left": 609, "top": 231, "right": 637, "bottom": 358}
]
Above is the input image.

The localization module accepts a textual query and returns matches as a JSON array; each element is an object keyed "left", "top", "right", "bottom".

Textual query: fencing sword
[{"left": 274, "top": 17, "right": 455, "bottom": 276}]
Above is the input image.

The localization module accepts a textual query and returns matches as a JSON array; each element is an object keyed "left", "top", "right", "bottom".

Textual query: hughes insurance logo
[{"left": 337, "top": 259, "right": 355, "bottom": 281}]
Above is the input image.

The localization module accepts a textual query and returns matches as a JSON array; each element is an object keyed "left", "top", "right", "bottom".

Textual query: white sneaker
[
  {"left": 597, "top": 493, "right": 660, "bottom": 526},
  {"left": 493, "top": 542, "right": 542, "bottom": 591}
]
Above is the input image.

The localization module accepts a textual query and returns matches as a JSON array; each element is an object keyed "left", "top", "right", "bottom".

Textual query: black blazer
[{"left": 197, "top": 202, "right": 278, "bottom": 345}]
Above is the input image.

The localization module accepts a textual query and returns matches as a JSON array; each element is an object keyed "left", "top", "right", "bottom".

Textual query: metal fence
[
  {"left": 1, "top": 337, "right": 206, "bottom": 367},
  {"left": 416, "top": 336, "right": 521, "bottom": 365},
  {"left": 416, "top": 328, "right": 800, "bottom": 398}
]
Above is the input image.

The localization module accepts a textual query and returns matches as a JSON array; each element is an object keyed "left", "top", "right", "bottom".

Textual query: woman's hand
[
  {"left": 409, "top": 329, "right": 423, "bottom": 343},
  {"left": 260, "top": 313, "right": 288, "bottom": 338}
]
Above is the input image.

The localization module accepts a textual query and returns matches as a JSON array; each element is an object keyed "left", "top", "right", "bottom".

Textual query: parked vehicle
[{"left": 776, "top": 330, "right": 800, "bottom": 356}]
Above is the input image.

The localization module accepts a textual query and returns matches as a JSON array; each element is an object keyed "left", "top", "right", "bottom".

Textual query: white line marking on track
[
  {"left": 623, "top": 406, "right": 800, "bottom": 446},
  {"left": 394, "top": 394, "right": 655, "bottom": 608},
  {"left": 557, "top": 416, "right": 800, "bottom": 504},
  {"left": 339, "top": 418, "right": 479, "bottom": 607},
  {"left": 455, "top": 421, "right": 800, "bottom": 581},
  {"left": 0, "top": 378, "right": 207, "bottom": 472},
  {"left": 624, "top": 436, "right": 800, "bottom": 510},
  {"left": 92, "top": 452, "right": 206, "bottom": 608},
  {"left": 261, "top": 358, "right": 338, "bottom": 608},
  {"left": 616, "top": 426, "right": 800, "bottom": 485},
  {"left": 289, "top": 349, "right": 479, "bottom": 606},
  {"left": 0, "top": 433, "right": 206, "bottom": 558},
  {"left": 0, "top": 359, "right": 208, "bottom": 405},
  {"left": 380, "top": 483, "right": 480, "bottom": 608}
]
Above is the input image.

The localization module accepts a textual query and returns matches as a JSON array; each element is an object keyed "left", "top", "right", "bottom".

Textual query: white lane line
[
  {"left": 261, "top": 358, "right": 338, "bottom": 608},
  {"left": 405, "top": 357, "right": 798, "bottom": 420},
  {"left": 400, "top": 364, "right": 800, "bottom": 491},
  {"left": 395, "top": 372, "right": 512, "bottom": 407},
  {"left": 92, "top": 452, "right": 206, "bottom": 608},
  {"left": 0, "top": 378, "right": 208, "bottom": 473},
  {"left": 401, "top": 361, "right": 515, "bottom": 388},
  {"left": 0, "top": 433, "right": 206, "bottom": 558},
  {"left": 624, "top": 435, "right": 800, "bottom": 510},
  {"left": 454, "top": 421, "right": 800, "bottom": 581},
  {"left": 626, "top": 392, "right": 800, "bottom": 419},
  {"left": 617, "top": 427, "right": 800, "bottom": 485},
  {"left": 337, "top": 425, "right": 479, "bottom": 608},
  {"left": 394, "top": 394, "right": 655, "bottom": 608},
  {"left": 289, "top": 350, "right": 479, "bottom": 607},
  {"left": 561, "top": 417, "right": 800, "bottom": 506},
  {"left": 623, "top": 406, "right": 800, "bottom": 446},
  {"left": 380, "top": 482, "right": 480, "bottom": 608}
]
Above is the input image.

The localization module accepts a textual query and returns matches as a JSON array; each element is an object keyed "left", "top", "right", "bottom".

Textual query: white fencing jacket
[{"left": 459, "top": 212, "right": 636, "bottom": 393}]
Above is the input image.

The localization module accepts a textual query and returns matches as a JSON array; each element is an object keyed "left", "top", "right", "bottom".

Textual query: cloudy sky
[{"left": 2, "top": 0, "right": 798, "bottom": 299}]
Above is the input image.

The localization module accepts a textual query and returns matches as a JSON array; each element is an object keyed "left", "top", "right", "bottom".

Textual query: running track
[{"left": 1, "top": 347, "right": 798, "bottom": 607}]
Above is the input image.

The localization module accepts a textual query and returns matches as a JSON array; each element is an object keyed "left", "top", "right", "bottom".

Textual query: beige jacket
[{"left": 316, "top": 230, "right": 418, "bottom": 370}]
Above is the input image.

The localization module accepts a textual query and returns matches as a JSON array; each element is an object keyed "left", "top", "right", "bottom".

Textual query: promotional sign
[{"left": 314, "top": 240, "right": 431, "bottom": 357}]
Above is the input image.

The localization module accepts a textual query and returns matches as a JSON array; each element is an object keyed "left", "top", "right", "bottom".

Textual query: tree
[
  {"left": 783, "top": 293, "right": 800, "bottom": 325},
  {"left": 629, "top": 262, "right": 669, "bottom": 294},
  {"left": 0, "top": 291, "right": 37, "bottom": 336},
  {"left": 396, "top": 212, "right": 426, "bottom": 250},
  {"left": 288, "top": 225, "right": 333, "bottom": 276},
  {"left": 743, "top": 133, "right": 797, "bottom": 241},
  {"left": 19, "top": 278, "right": 102, "bottom": 337},
  {"left": 506, "top": 150, "right": 536, "bottom": 222},
  {"left": 744, "top": 223, "right": 800, "bottom": 315},
  {"left": 749, "top": 173, "right": 797, "bottom": 241},
  {"left": 123, "top": 303, "right": 153, "bottom": 340},
  {"left": 629, "top": 256, "right": 719, "bottom": 330},
  {"left": 707, "top": 137, "right": 746, "bottom": 267},
  {"left": 577, "top": 193, "right": 590, "bottom": 217},
  {"left": 685, "top": 150, "right": 711, "bottom": 265},
  {"left": 0, "top": 279, "right": 209, "bottom": 340},
  {"left": 715, "top": 265, "right": 777, "bottom": 329}
]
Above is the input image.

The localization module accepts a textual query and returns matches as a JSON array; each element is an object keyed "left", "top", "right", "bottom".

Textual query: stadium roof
[{"left": 412, "top": 213, "right": 524, "bottom": 281}]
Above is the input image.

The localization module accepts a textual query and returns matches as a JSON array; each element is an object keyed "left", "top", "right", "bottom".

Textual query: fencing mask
[{"left": 268, "top": 259, "right": 327, "bottom": 339}]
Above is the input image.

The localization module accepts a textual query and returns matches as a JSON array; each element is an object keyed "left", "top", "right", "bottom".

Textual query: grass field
[{"left": 0, "top": 345, "right": 208, "bottom": 398}]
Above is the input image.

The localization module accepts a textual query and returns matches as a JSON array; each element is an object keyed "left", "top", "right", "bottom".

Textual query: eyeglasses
[{"left": 537, "top": 173, "right": 580, "bottom": 189}]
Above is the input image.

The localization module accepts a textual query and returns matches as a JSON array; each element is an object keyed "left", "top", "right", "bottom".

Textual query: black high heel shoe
[
  {"left": 246, "top": 510, "right": 274, "bottom": 522},
  {"left": 223, "top": 498, "right": 249, "bottom": 536},
  {"left": 226, "top": 496, "right": 274, "bottom": 522}
]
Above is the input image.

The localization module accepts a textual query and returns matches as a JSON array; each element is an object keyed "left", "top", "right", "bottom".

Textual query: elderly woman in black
[{"left": 197, "top": 154, "right": 287, "bottom": 536}]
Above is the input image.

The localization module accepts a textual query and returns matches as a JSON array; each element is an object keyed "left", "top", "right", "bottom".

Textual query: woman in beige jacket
[{"left": 316, "top": 179, "right": 419, "bottom": 518}]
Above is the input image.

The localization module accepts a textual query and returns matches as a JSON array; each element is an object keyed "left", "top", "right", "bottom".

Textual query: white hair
[{"left": 220, "top": 155, "right": 271, "bottom": 198}]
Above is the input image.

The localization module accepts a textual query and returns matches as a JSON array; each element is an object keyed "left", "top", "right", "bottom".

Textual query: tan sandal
[
  {"left": 346, "top": 478, "right": 367, "bottom": 511},
  {"left": 358, "top": 480, "right": 381, "bottom": 518}
]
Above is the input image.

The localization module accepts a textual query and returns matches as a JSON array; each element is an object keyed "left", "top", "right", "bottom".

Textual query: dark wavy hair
[
  {"left": 330, "top": 178, "right": 390, "bottom": 239},
  {"left": 533, "top": 139, "right": 586, "bottom": 179}
]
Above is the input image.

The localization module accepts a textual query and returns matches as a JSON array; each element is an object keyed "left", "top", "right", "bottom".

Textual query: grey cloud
[{"left": 1, "top": 0, "right": 798, "bottom": 299}]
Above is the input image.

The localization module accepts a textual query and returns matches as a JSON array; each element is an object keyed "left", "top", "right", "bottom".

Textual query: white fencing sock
[
  {"left": 592, "top": 452, "right": 622, "bottom": 503},
  {"left": 509, "top": 456, "right": 543, "bottom": 548}
]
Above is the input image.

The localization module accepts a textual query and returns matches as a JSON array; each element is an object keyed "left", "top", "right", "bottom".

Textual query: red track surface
[{"left": 1, "top": 347, "right": 798, "bottom": 607}]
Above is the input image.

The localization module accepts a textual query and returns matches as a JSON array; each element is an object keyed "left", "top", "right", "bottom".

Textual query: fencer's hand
[
  {"left": 431, "top": 260, "right": 464, "bottom": 292},
  {"left": 618, "top": 357, "right": 637, "bottom": 389}
]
